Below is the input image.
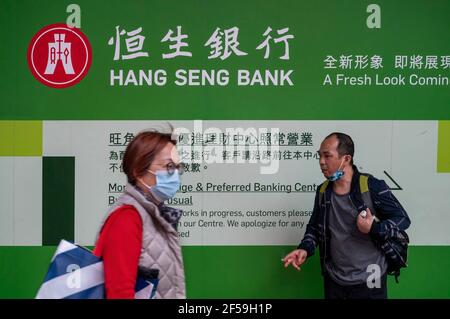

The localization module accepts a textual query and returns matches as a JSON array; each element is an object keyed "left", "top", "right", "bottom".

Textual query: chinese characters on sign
[
  {"left": 108, "top": 25, "right": 294, "bottom": 60},
  {"left": 324, "top": 54, "right": 450, "bottom": 70},
  {"left": 107, "top": 131, "right": 315, "bottom": 176},
  {"left": 107, "top": 26, "right": 296, "bottom": 87},
  {"left": 322, "top": 54, "right": 450, "bottom": 86}
]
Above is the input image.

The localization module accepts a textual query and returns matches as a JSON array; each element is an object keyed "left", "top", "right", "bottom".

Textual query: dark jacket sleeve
[
  {"left": 297, "top": 186, "right": 322, "bottom": 257},
  {"left": 368, "top": 176, "right": 411, "bottom": 242}
]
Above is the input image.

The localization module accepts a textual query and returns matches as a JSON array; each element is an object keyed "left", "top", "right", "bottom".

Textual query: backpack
[{"left": 319, "top": 175, "right": 409, "bottom": 283}]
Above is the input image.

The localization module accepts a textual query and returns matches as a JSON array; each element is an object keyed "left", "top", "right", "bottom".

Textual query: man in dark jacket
[{"left": 283, "top": 132, "right": 410, "bottom": 299}]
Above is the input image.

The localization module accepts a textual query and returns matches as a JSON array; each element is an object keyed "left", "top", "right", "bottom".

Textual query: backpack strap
[
  {"left": 318, "top": 180, "right": 329, "bottom": 206},
  {"left": 359, "top": 174, "right": 369, "bottom": 194},
  {"left": 359, "top": 174, "right": 380, "bottom": 222}
]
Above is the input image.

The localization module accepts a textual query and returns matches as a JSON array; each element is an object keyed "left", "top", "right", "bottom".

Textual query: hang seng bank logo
[{"left": 27, "top": 23, "right": 92, "bottom": 88}]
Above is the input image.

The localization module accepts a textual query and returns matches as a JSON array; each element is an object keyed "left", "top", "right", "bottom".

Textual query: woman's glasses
[{"left": 162, "top": 162, "right": 185, "bottom": 175}]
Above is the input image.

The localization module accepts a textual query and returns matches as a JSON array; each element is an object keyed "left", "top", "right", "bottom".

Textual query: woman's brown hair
[{"left": 122, "top": 130, "right": 176, "bottom": 185}]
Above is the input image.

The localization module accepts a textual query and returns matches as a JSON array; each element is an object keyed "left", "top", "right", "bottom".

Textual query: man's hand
[
  {"left": 282, "top": 249, "right": 308, "bottom": 271},
  {"left": 356, "top": 207, "right": 375, "bottom": 234}
]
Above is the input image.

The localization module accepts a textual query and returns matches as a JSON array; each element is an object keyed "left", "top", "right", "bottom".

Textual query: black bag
[{"left": 359, "top": 174, "right": 409, "bottom": 283}]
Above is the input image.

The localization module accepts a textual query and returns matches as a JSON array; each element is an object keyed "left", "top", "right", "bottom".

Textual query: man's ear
[{"left": 345, "top": 155, "right": 352, "bottom": 164}]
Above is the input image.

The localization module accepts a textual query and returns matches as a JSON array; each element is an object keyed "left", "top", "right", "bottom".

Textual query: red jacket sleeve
[{"left": 93, "top": 205, "right": 142, "bottom": 299}]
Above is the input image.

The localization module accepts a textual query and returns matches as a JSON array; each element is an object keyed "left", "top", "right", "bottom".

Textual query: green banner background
[
  {"left": 1, "top": 0, "right": 449, "bottom": 120},
  {"left": 1, "top": 0, "right": 449, "bottom": 298}
]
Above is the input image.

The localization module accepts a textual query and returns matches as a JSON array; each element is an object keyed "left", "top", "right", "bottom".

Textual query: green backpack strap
[
  {"left": 359, "top": 174, "right": 379, "bottom": 222},
  {"left": 318, "top": 180, "right": 329, "bottom": 206},
  {"left": 359, "top": 174, "right": 369, "bottom": 194}
]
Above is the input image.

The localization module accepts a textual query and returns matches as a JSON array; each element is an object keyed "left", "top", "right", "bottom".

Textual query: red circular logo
[{"left": 27, "top": 23, "right": 92, "bottom": 88}]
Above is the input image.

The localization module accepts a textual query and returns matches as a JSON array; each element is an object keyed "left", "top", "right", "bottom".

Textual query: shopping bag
[{"left": 36, "top": 239, "right": 158, "bottom": 299}]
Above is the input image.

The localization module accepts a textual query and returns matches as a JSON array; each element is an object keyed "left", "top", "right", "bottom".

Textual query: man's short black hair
[{"left": 325, "top": 132, "right": 354, "bottom": 165}]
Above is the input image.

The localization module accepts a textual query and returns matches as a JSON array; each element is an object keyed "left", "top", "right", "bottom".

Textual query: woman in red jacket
[{"left": 93, "top": 130, "right": 186, "bottom": 299}]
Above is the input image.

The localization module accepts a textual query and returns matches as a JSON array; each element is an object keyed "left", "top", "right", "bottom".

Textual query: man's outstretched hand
[{"left": 282, "top": 249, "right": 308, "bottom": 271}]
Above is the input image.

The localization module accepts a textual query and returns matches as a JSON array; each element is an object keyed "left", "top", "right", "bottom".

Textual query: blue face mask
[
  {"left": 141, "top": 169, "right": 181, "bottom": 202},
  {"left": 326, "top": 159, "right": 345, "bottom": 182}
]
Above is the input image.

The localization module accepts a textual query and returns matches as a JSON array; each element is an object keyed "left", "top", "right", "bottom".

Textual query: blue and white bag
[{"left": 36, "top": 240, "right": 158, "bottom": 299}]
